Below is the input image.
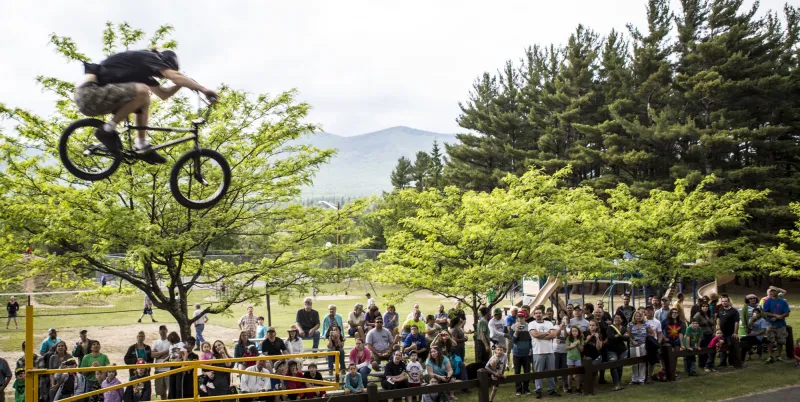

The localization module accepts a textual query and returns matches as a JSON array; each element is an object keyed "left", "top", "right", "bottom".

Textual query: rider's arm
[
  {"left": 150, "top": 85, "right": 181, "bottom": 100},
  {"left": 160, "top": 69, "right": 218, "bottom": 100}
]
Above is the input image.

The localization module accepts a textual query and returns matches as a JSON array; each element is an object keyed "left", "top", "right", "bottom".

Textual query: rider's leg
[
  {"left": 109, "top": 84, "right": 150, "bottom": 129},
  {"left": 134, "top": 95, "right": 151, "bottom": 147}
]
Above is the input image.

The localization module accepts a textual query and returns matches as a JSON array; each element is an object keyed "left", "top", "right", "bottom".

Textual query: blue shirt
[
  {"left": 448, "top": 354, "right": 463, "bottom": 375},
  {"left": 403, "top": 334, "right": 428, "bottom": 353},
  {"left": 322, "top": 314, "right": 344, "bottom": 337},
  {"left": 40, "top": 337, "right": 61, "bottom": 354},
  {"left": 750, "top": 318, "right": 767, "bottom": 340},
  {"left": 762, "top": 298, "right": 790, "bottom": 328}
]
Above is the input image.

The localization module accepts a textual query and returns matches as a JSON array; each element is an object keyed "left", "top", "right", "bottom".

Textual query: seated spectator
[
  {"left": 233, "top": 331, "right": 255, "bottom": 370},
  {"left": 343, "top": 363, "right": 365, "bottom": 395},
  {"left": 381, "top": 351, "right": 410, "bottom": 397},
  {"left": 427, "top": 347, "right": 456, "bottom": 400},
  {"left": 349, "top": 338, "right": 372, "bottom": 388},
  {"left": 741, "top": 307, "right": 766, "bottom": 361},
  {"left": 403, "top": 326, "right": 429, "bottom": 362},
  {"left": 285, "top": 360, "right": 306, "bottom": 399},
  {"left": 301, "top": 363, "right": 326, "bottom": 399},
  {"left": 366, "top": 316, "right": 394, "bottom": 370},
  {"left": 406, "top": 351, "right": 424, "bottom": 387},
  {"left": 348, "top": 304, "right": 367, "bottom": 340},
  {"left": 403, "top": 310, "right": 426, "bottom": 335},
  {"left": 285, "top": 327, "right": 304, "bottom": 355},
  {"left": 365, "top": 305, "right": 382, "bottom": 331},
  {"left": 239, "top": 359, "right": 271, "bottom": 395},
  {"left": 325, "top": 325, "right": 346, "bottom": 375},
  {"left": 383, "top": 305, "right": 400, "bottom": 335},
  {"left": 425, "top": 315, "right": 443, "bottom": 345}
]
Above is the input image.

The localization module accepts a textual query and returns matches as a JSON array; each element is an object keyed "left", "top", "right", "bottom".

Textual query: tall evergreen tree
[
  {"left": 425, "top": 140, "right": 445, "bottom": 190},
  {"left": 390, "top": 156, "right": 414, "bottom": 189},
  {"left": 412, "top": 151, "right": 432, "bottom": 191}
]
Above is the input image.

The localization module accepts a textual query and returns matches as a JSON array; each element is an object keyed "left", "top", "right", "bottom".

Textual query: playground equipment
[
  {"left": 520, "top": 276, "right": 647, "bottom": 313},
  {"left": 697, "top": 274, "right": 736, "bottom": 300}
]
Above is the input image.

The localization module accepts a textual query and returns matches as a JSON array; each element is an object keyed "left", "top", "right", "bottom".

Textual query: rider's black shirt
[{"left": 94, "top": 50, "right": 172, "bottom": 87}]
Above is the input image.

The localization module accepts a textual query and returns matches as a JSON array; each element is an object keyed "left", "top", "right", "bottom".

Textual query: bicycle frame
[{"left": 120, "top": 95, "right": 213, "bottom": 155}]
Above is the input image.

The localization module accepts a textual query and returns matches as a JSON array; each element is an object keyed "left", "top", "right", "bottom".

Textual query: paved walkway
[{"left": 724, "top": 386, "right": 800, "bottom": 402}]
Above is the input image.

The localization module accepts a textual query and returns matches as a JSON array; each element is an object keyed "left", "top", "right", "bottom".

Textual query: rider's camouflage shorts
[
  {"left": 74, "top": 82, "right": 138, "bottom": 117},
  {"left": 765, "top": 326, "right": 787, "bottom": 345}
]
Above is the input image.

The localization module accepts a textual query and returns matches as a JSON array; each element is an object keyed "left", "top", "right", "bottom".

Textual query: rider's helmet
[{"left": 159, "top": 50, "right": 180, "bottom": 71}]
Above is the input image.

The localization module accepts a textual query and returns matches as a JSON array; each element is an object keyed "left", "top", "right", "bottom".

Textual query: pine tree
[
  {"left": 412, "top": 151, "right": 432, "bottom": 191},
  {"left": 390, "top": 156, "right": 414, "bottom": 189},
  {"left": 425, "top": 140, "right": 445, "bottom": 190}
]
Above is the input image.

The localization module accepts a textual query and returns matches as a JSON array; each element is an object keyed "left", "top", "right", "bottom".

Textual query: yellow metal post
[
  {"left": 25, "top": 297, "right": 33, "bottom": 402},
  {"left": 193, "top": 365, "right": 199, "bottom": 402}
]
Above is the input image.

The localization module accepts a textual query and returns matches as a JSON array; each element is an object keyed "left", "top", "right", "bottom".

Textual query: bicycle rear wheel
[
  {"left": 169, "top": 148, "right": 231, "bottom": 209},
  {"left": 59, "top": 118, "right": 122, "bottom": 181}
]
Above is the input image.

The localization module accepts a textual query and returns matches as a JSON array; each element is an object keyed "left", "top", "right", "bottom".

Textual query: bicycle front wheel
[
  {"left": 169, "top": 148, "right": 231, "bottom": 209},
  {"left": 58, "top": 118, "right": 122, "bottom": 181}
]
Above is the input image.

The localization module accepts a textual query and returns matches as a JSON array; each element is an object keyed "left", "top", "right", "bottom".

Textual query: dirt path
[{"left": 722, "top": 385, "right": 800, "bottom": 401}]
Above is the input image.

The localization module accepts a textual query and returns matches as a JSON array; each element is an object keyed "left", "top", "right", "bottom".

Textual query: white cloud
[{"left": 0, "top": 0, "right": 787, "bottom": 136}]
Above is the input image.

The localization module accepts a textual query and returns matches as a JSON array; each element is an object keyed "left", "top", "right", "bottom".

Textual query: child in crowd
[
  {"left": 565, "top": 326, "right": 584, "bottom": 394},
  {"left": 242, "top": 345, "right": 259, "bottom": 369},
  {"left": 302, "top": 362, "right": 326, "bottom": 399},
  {"left": 101, "top": 369, "right": 124, "bottom": 402},
  {"left": 343, "top": 363, "right": 365, "bottom": 394},
  {"left": 198, "top": 342, "right": 216, "bottom": 393},
  {"left": 794, "top": 338, "right": 800, "bottom": 368},
  {"left": 485, "top": 345, "right": 506, "bottom": 402},
  {"left": 91, "top": 365, "right": 107, "bottom": 402},
  {"left": 406, "top": 350, "right": 424, "bottom": 387},
  {"left": 684, "top": 319, "right": 702, "bottom": 376},
  {"left": 421, "top": 378, "right": 451, "bottom": 402},
  {"left": 285, "top": 360, "right": 306, "bottom": 400},
  {"left": 256, "top": 316, "right": 267, "bottom": 350},
  {"left": 708, "top": 329, "right": 726, "bottom": 351},
  {"left": 124, "top": 360, "right": 152, "bottom": 402},
  {"left": 271, "top": 361, "right": 289, "bottom": 401},
  {"left": 13, "top": 368, "right": 24, "bottom": 402}
]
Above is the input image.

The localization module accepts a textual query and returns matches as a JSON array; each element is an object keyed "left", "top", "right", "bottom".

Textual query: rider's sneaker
[
  {"left": 135, "top": 143, "right": 167, "bottom": 165},
  {"left": 94, "top": 124, "right": 121, "bottom": 154}
]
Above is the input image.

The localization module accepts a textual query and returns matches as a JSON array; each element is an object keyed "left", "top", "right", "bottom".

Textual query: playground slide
[
  {"left": 697, "top": 275, "right": 736, "bottom": 300},
  {"left": 528, "top": 277, "right": 562, "bottom": 309}
]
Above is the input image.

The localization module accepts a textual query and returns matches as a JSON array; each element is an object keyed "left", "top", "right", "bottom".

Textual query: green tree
[
  {"left": 390, "top": 156, "right": 413, "bottom": 189},
  {"left": 607, "top": 176, "right": 767, "bottom": 285},
  {"left": 0, "top": 23, "right": 364, "bottom": 339},
  {"left": 412, "top": 151, "right": 432, "bottom": 191},
  {"left": 371, "top": 168, "right": 617, "bottom": 361},
  {"left": 424, "top": 140, "right": 445, "bottom": 190}
]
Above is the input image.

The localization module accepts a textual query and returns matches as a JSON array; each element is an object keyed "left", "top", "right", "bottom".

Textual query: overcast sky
[{"left": 0, "top": 0, "right": 788, "bottom": 136}]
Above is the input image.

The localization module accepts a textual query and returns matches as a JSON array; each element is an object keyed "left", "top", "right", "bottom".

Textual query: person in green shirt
[
  {"left": 683, "top": 318, "right": 703, "bottom": 376},
  {"left": 13, "top": 368, "right": 24, "bottom": 402},
  {"left": 80, "top": 341, "right": 110, "bottom": 386},
  {"left": 565, "top": 326, "right": 584, "bottom": 394}
]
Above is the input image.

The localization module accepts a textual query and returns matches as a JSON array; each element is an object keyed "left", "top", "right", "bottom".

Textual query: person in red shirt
[{"left": 285, "top": 360, "right": 306, "bottom": 398}]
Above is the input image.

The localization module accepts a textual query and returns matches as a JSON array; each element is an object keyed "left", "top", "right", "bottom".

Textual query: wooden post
[
  {"left": 582, "top": 357, "right": 596, "bottom": 395},
  {"left": 477, "top": 369, "right": 490, "bottom": 402},
  {"left": 731, "top": 337, "right": 743, "bottom": 369},
  {"left": 661, "top": 344, "right": 676, "bottom": 381},
  {"left": 786, "top": 325, "right": 794, "bottom": 359},
  {"left": 367, "top": 383, "right": 379, "bottom": 401},
  {"left": 25, "top": 296, "right": 33, "bottom": 402}
]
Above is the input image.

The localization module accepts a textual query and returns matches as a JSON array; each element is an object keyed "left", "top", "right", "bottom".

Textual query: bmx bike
[{"left": 58, "top": 94, "right": 231, "bottom": 210}]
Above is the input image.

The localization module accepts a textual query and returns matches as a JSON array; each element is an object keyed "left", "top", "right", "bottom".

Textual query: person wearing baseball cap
[
  {"left": 260, "top": 327, "right": 287, "bottom": 356},
  {"left": 511, "top": 309, "right": 532, "bottom": 395},
  {"left": 40, "top": 328, "right": 61, "bottom": 355},
  {"left": 124, "top": 359, "right": 152, "bottom": 402},
  {"left": 488, "top": 308, "right": 507, "bottom": 350}
]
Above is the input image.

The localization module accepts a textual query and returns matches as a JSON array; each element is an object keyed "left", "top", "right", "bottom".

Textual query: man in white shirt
[
  {"left": 644, "top": 305, "right": 664, "bottom": 379},
  {"left": 151, "top": 325, "right": 171, "bottom": 400},
  {"left": 529, "top": 309, "right": 559, "bottom": 398},
  {"left": 406, "top": 303, "right": 421, "bottom": 320},
  {"left": 488, "top": 308, "right": 507, "bottom": 347},
  {"left": 240, "top": 359, "right": 271, "bottom": 393}
]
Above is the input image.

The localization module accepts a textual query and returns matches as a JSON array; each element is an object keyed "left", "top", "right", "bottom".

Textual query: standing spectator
[
  {"left": 255, "top": 317, "right": 267, "bottom": 349},
  {"left": 349, "top": 338, "right": 372, "bottom": 388},
  {"left": 763, "top": 287, "right": 791, "bottom": 363},
  {"left": 48, "top": 341, "right": 73, "bottom": 400},
  {"left": 583, "top": 303, "right": 594, "bottom": 320},
  {"left": 402, "top": 326, "right": 429, "bottom": 362},
  {"left": 72, "top": 330, "right": 93, "bottom": 364},
  {"left": 529, "top": 308, "right": 559, "bottom": 398},
  {"left": 100, "top": 274, "right": 107, "bottom": 287},
  {"left": 0, "top": 356, "right": 12, "bottom": 402},
  {"left": 476, "top": 307, "right": 492, "bottom": 366},
  {"left": 449, "top": 317, "right": 467, "bottom": 360},
  {"left": 137, "top": 295, "right": 157, "bottom": 323},
  {"left": 674, "top": 292, "right": 688, "bottom": 325},
  {"left": 429, "top": 330, "right": 455, "bottom": 357},
  {"left": 684, "top": 318, "right": 702, "bottom": 376},
  {"left": 6, "top": 296, "right": 19, "bottom": 330},
  {"left": 510, "top": 310, "right": 532, "bottom": 396},
  {"left": 150, "top": 325, "right": 171, "bottom": 400},
  {"left": 366, "top": 316, "right": 393, "bottom": 370},
  {"left": 192, "top": 304, "right": 208, "bottom": 348},
  {"left": 123, "top": 332, "right": 152, "bottom": 378},
  {"left": 40, "top": 328, "right": 61, "bottom": 354},
  {"left": 693, "top": 303, "right": 715, "bottom": 371},
  {"left": 366, "top": 293, "right": 376, "bottom": 308},
  {"left": 742, "top": 307, "right": 767, "bottom": 361},
  {"left": 260, "top": 327, "right": 288, "bottom": 356},
  {"left": 79, "top": 341, "right": 110, "bottom": 392},
  {"left": 487, "top": 308, "right": 507, "bottom": 349},
  {"left": 321, "top": 304, "right": 344, "bottom": 338},
  {"left": 662, "top": 309, "right": 686, "bottom": 350},
  {"left": 208, "top": 341, "right": 233, "bottom": 397},
  {"left": 52, "top": 359, "right": 86, "bottom": 401},
  {"left": 238, "top": 306, "right": 258, "bottom": 338},
  {"left": 286, "top": 326, "right": 305, "bottom": 355},
  {"left": 383, "top": 305, "right": 400, "bottom": 335},
  {"left": 655, "top": 297, "right": 671, "bottom": 322},
  {"left": 381, "top": 351, "right": 409, "bottom": 396},
  {"left": 403, "top": 310, "right": 426, "bottom": 335},
  {"left": 615, "top": 294, "right": 636, "bottom": 326},
  {"left": 626, "top": 310, "right": 654, "bottom": 385},
  {"left": 434, "top": 305, "right": 449, "bottom": 332},
  {"left": 565, "top": 326, "right": 584, "bottom": 393},
  {"left": 348, "top": 303, "right": 367, "bottom": 340},
  {"left": 448, "top": 301, "right": 466, "bottom": 323},
  {"left": 326, "top": 325, "right": 346, "bottom": 374},
  {"left": 569, "top": 306, "right": 590, "bottom": 334},
  {"left": 123, "top": 360, "right": 152, "bottom": 402},
  {"left": 295, "top": 297, "right": 321, "bottom": 349},
  {"left": 12, "top": 368, "right": 24, "bottom": 402},
  {"left": 554, "top": 310, "right": 569, "bottom": 393},
  {"left": 715, "top": 296, "right": 740, "bottom": 367},
  {"left": 644, "top": 305, "right": 664, "bottom": 379},
  {"left": 606, "top": 314, "right": 628, "bottom": 391}
]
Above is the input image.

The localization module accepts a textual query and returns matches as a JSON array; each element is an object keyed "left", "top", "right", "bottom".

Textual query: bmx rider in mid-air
[{"left": 74, "top": 48, "right": 218, "bottom": 164}]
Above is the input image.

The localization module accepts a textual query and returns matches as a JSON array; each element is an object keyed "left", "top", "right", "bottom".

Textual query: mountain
[{"left": 296, "top": 126, "right": 457, "bottom": 198}]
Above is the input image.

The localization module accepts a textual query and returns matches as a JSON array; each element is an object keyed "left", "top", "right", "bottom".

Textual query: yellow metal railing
[{"left": 24, "top": 302, "right": 341, "bottom": 402}]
